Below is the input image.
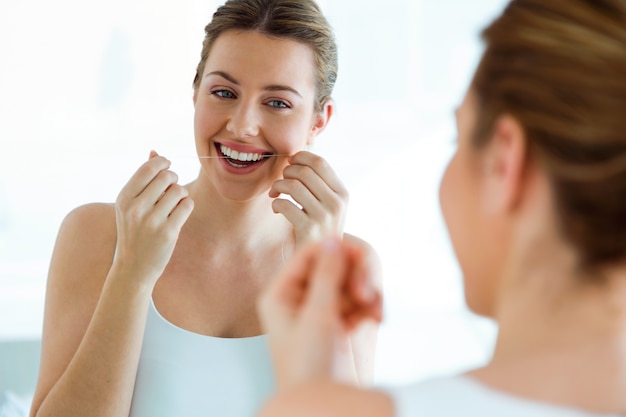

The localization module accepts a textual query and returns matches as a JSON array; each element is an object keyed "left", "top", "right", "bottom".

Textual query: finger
[
  {"left": 272, "top": 198, "right": 308, "bottom": 227},
  {"left": 304, "top": 237, "right": 348, "bottom": 313},
  {"left": 120, "top": 156, "right": 172, "bottom": 201},
  {"left": 263, "top": 242, "right": 322, "bottom": 309},
  {"left": 281, "top": 162, "right": 346, "bottom": 218},
  {"left": 270, "top": 179, "right": 323, "bottom": 217},
  {"left": 343, "top": 295, "right": 383, "bottom": 331},
  {"left": 138, "top": 169, "right": 179, "bottom": 205},
  {"left": 288, "top": 151, "right": 348, "bottom": 197},
  {"left": 340, "top": 244, "right": 384, "bottom": 327},
  {"left": 153, "top": 183, "right": 189, "bottom": 218},
  {"left": 167, "top": 196, "right": 195, "bottom": 231},
  {"left": 346, "top": 249, "right": 378, "bottom": 305}
]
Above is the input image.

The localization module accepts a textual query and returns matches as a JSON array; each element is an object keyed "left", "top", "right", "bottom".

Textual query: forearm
[
  {"left": 33, "top": 267, "right": 152, "bottom": 417},
  {"left": 350, "top": 321, "right": 379, "bottom": 386}
]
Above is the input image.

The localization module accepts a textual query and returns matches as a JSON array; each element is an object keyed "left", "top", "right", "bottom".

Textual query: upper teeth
[{"left": 220, "top": 144, "right": 267, "bottom": 162}]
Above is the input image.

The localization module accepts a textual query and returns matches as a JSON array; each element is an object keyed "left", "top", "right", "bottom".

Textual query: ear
[
  {"left": 308, "top": 99, "right": 334, "bottom": 145},
  {"left": 483, "top": 115, "right": 528, "bottom": 214},
  {"left": 193, "top": 88, "right": 198, "bottom": 106}
]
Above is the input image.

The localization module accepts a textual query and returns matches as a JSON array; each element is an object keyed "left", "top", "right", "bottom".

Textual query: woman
[
  {"left": 257, "top": 0, "right": 626, "bottom": 415},
  {"left": 29, "top": 1, "right": 380, "bottom": 416}
]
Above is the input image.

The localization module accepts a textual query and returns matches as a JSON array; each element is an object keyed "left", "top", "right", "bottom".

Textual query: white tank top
[
  {"left": 129, "top": 299, "right": 275, "bottom": 417},
  {"left": 386, "top": 376, "right": 619, "bottom": 417}
]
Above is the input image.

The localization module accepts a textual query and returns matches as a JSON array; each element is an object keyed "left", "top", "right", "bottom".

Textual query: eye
[
  {"left": 266, "top": 99, "right": 291, "bottom": 109},
  {"left": 210, "top": 89, "right": 236, "bottom": 99}
]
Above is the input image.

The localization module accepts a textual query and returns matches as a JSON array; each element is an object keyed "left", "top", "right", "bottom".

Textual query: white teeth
[{"left": 219, "top": 144, "right": 267, "bottom": 162}]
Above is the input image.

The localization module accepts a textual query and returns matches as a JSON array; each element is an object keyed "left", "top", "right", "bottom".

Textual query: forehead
[{"left": 204, "top": 30, "right": 316, "bottom": 90}]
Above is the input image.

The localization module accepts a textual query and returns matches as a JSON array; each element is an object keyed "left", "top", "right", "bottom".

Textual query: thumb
[
  {"left": 149, "top": 149, "right": 159, "bottom": 159},
  {"left": 304, "top": 237, "right": 348, "bottom": 313}
]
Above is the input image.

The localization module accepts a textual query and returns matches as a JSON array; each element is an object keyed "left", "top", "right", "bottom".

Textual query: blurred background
[{"left": 0, "top": 0, "right": 508, "bottom": 386}]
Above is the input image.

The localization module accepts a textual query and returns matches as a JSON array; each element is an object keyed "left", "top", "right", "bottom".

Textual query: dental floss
[
  {"left": 167, "top": 154, "right": 291, "bottom": 159},
  {"left": 196, "top": 154, "right": 290, "bottom": 159}
]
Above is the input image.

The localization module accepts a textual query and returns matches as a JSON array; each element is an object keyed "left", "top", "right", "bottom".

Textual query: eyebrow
[{"left": 206, "top": 71, "right": 303, "bottom": 98}]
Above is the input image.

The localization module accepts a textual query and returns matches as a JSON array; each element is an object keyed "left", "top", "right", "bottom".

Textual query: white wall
[{"left": 0, "top": 0, "right": 508, "bottom": 384}]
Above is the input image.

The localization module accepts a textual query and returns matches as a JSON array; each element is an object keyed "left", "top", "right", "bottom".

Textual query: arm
[
  {"left": 30, "top": 152, "right": 193, "bottom": 417},
  {"left": 270, "top": 151, "right": 383, "bottom": 385},
  {"left": 30, "top": 203, "right": 150, "bottom": 417},
  {"left": 256, "top": 239, "right": 390, "bottom": 416},
  {"left": 344, "top": 235, "right": 383, "bottom": 386}
]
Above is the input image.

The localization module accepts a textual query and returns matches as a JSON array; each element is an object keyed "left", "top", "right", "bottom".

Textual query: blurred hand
[
  {"left": 113, "top": 150, "right": 194, "bottom": 286},
  {"left": 269, "top": 151, "right": 348, "bottom": 249},
  {"left": 258, "top": 237, "right": 383, "bottom": 391}
]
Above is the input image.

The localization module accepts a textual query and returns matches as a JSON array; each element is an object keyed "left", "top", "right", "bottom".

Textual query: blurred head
[
  {"left": 440, "top": 0, "right": 626, "bottom": 316},
  {"left": 193, "top": 0, "right": 337, "bottom": 113}
]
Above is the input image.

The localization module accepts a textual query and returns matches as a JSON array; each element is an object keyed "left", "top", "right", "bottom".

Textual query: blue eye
[
  {"left": 211, "top": 89, "right": 236, "bottom": 99},
  {"left": 267, "top": 100, "right": 290, "bottom": 109}
]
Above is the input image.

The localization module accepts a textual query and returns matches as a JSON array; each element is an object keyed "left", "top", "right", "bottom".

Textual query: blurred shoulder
[
  {"left": 344, "top": 233, "right": 376, "bottom": 251},
  {"left": 344, "top": 233, "right": 383, "bottom": 285}
]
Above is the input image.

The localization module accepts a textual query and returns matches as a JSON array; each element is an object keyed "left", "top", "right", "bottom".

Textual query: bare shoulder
[
  {"left": 344, "top": 233, "right": 383, "bottom": 286},
  {"left": 58, "top": 202, "right": 117, "bottom": 248},
  {"left": 49, "top": 202, "right": 117, "bottom": 284},
  {"left": 344, "top": 233, "right": 375, "bottom": 249},
  {"left": 258, "top": 381, "right": 394, "bottom": 417},
  {"left": 48, "top": 202, "right": 117, "bottom": 279}
]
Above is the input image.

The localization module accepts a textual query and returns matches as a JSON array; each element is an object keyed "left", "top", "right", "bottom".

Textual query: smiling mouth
[{"left": 216, "top": 143, "right": 273, "bottom": 168}]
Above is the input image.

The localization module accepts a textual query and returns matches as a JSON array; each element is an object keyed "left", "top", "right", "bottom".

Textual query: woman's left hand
[{"left": 269, "top": 151, "right": 348, "bottom": 248}]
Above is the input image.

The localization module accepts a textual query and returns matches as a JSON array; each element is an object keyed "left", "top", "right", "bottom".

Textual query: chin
[
  {"left": 463, "top": 278, "right": 496, "bottom": 318},
  {"left": 217, "top": 183, "right": 272, "bottom": 203}
]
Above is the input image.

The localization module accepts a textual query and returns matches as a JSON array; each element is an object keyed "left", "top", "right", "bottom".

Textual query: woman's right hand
[
  {"left": 258, "top": 237, "right": 383, "bottom": 390},
  {"left": 114, "top": 150, "right": 194, "bottom": 286}
]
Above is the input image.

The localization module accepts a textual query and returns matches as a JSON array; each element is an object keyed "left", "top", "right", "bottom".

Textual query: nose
[{"left": 226, "top": 100, "right": 260, "bottom": 138}]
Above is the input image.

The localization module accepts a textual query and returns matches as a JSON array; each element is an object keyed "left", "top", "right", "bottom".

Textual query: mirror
[{"left": 0, "top": 0, "right": 507, "bottom": 398}]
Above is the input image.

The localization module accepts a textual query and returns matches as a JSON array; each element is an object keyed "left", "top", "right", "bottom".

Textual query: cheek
[
  {"left": 439, "top": 154, "right": 496, "bottom": 316},
  {"left": 193, "top": 104, "right": 221, "bottom": 146},
  {"left": 440, "top": 154, "right": 466, "bottom": 266},
  {"left": 264, "top": 115, "right": 313, "bottom": 154}
]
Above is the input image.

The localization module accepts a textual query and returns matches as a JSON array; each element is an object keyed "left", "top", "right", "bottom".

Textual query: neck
[
  {"left": 482, "top": 243, "right": 626, "bottom": 412},
  {"left": 469, "top": 164, "right": 626, "bottom": 412},
  {"left": 184, "top": 177, "right": 292, "bottom": 251}
]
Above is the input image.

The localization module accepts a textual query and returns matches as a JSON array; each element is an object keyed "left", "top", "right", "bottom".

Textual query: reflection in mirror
[{"left": 0, "top": 0, "right": 507, "bottom": 413}]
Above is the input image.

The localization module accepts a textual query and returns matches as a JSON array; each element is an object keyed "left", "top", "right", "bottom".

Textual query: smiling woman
[{"left": 26, "top": 1, "right": 381, "bottom": 417}]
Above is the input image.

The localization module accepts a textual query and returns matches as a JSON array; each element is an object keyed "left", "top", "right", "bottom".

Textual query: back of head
[
  {"left": 472, "top": 0, "right": 626, "bottom": 272},
  {"left": 193, "top": 0, "right": 337, "bottom": 112}
]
